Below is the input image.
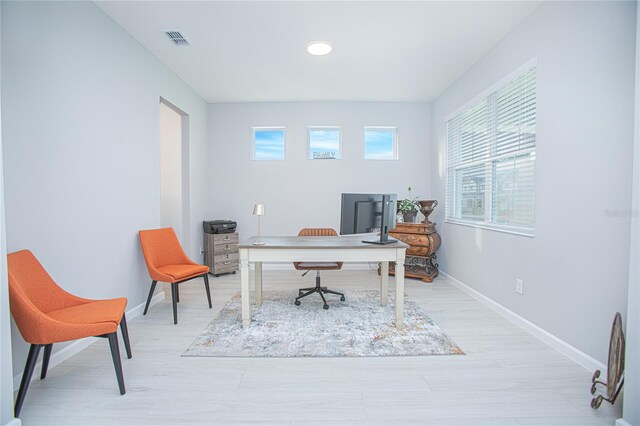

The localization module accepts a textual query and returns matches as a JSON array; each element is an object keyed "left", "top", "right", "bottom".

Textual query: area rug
[{"left": 183, "top": 290, "right": 463, "bottom": 357}]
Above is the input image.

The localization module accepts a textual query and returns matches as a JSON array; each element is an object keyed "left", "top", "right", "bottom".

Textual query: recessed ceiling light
[{"left": 307, "top": 41, "right": 332, "bottom": 56}]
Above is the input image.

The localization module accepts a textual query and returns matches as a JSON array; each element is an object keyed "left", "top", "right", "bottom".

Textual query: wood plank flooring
[{"left": 17, "top": 270, "right": 622, "bottom": 425}]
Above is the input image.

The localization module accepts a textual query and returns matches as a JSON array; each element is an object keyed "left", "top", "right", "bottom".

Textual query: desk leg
[
  {"left": 240, "top": 249, "right": 250, "bottom": 329},
  {"left": 255, "top": 262, "right": 263, "bottom": 307},
  {"left": 394, "top": 249, "right": 405, "bottom": 330},
  {"left": 380, "top": 261, "right": 389, "bottom": 306}
]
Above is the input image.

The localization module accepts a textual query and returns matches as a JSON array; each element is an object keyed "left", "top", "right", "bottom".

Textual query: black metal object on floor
[{"left": 294, "top": 271, "right": 345, "bottom": 309}]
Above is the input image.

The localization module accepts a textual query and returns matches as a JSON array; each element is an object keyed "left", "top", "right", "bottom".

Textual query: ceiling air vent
[{"left": 164, "top": 31, "right": 189, "bottom": 47}]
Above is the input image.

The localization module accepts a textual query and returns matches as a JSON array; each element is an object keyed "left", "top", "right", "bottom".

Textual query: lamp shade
[{"left": 252, "top": 204, "right": 265, "bottom": 216}]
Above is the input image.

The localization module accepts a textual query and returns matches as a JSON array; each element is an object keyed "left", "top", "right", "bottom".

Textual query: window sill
[{"left": 445, "top": 219, "right": 535, "bottom": 238}]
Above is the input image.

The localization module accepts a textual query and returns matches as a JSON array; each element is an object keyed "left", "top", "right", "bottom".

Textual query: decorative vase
[
  {"left": 402, "top": 211, "right": 417, "bottom": 223},
  {"left": 418, "top": 200, "right": 438, "bottom": 225}
]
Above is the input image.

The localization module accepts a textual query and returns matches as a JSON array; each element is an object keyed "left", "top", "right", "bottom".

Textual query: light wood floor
[{"left": 17, "top": 270, "right": 621, "bottom": 425}]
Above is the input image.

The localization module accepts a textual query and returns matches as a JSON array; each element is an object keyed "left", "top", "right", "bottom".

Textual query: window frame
[
  {"left": 363, "top": 126, "right": 399, "bottom": 160},
  {"left": 252, "top": 126, "right": 286, "bottom": 161},
  {"left": 445, "top": 58, "right": 537, "bottom": 237},
  {"left": 307, "top": 126, "right": 342, "bottom": 160}
]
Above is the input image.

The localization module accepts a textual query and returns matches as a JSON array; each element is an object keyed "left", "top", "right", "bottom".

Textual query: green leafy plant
[{"left": 398, "top": 186, "right": 420, "bottom": 212}]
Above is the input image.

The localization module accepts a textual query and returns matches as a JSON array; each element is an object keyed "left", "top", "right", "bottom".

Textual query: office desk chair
[{"left": 293, "top": 228, "right": 345, "bottom": 309}]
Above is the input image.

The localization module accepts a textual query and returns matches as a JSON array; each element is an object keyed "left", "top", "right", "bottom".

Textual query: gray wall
[
  {"left": 1, "top": 1, "right": 208, "bottom": 379},
  {"left": 208, "top": 102, "right": 431, "bottom": 240},
  {"left": 0, "top": 145, "right": 15, "bottom": 426},
  {"left": 430, "top": 1, "right": 636, "bottom": 363},
  {"left": 0, "top": 3, "right": 17, "bottom": 424},
  {"left": 622, "top": 2, "right": 639, "bottom": 424}
]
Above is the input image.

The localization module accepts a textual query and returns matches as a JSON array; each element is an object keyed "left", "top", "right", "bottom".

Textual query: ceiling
[{"left": 96, "top": 1, "right": 541, "bottom": 103}]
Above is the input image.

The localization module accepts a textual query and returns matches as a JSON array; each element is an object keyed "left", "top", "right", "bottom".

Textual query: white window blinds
[{"left": 446, "top": 62, "right": 536, "bottom": 235}]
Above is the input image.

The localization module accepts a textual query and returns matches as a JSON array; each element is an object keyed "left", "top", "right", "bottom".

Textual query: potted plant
[{"left": 398, "top": 186, "right": 420, "bottom": 223}]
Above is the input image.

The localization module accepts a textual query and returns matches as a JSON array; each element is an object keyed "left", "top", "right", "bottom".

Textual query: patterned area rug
[{"left": 183, "top": 290, "right": 464, "bottom": 357}]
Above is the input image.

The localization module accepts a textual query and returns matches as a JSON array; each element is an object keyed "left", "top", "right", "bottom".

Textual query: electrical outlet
[
  {"left": 515, "top": 278, "right": 524, "bottom": 295},
  {"left": 199, "top": 247, "right": 205, "bottom": 255}
]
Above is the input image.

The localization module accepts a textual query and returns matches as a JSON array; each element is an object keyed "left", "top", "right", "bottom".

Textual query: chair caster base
[{"left": 295, "top": 276, "right": 344, "bottom": 310}]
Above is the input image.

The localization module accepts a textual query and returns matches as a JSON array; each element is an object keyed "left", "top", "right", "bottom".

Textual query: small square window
[
  {"left": 308, "top": 127, "right": 341, "bottom": 160},
  {"left": 253, "top": 127, "right": 285, "bottom": 160},
  {"left": 364, "top": 127, "right": 398, "bottom": 160}
]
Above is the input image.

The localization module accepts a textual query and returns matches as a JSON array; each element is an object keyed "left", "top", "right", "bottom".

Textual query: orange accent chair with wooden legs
[
  {"left": 7, "top": 250, "right": 131, "bottom": 417},
  {"left": 139, "top": 227, "right": 211, "bottom": 324}
]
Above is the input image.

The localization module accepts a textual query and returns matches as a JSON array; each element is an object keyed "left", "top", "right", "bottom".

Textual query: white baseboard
[
  {"left": 12, "top": 291, "right": 165, "bottom": 391},
  {"left": 126, "top": 291, "right": 165, "bottom": 318},
  {"left": 615, "top": 419, "right": 632, "bottom": 426},
  {"left": 3, "top": 418, "right": 21, "bottom": 426},
  {"left": 441, "top": 271, "right": 606, "bottom": 373}
]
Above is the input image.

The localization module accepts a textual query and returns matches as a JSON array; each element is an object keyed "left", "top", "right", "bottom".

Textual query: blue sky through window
[
  {"left": 254, "top": 129, "right": 285, "bottom": 160},
  {"left": 364, "top": 128, "right": 397, "bottom": 160},
  {"left": 309, "top": 129, "right": 341, "bottom": 159}
]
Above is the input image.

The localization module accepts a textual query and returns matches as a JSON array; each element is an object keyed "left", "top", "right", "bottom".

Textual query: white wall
[
  {"left": 208, "top": 102, "right": 431, "bottom": 241},
  {"left": 621, "top": 2, "right": 640, "bottom": 424},
  {"left": 1, "top": 1, "right": 208, "bottom": 381},
  {"left": 430, "top": 1, "right": 636, "bottom": 363},
  {"left": 0, "top": 4, "right": 18, "bottom": 425},
  {"left": 159, "top": 102, "right": 183, "bottom": 241},
  {"left": 0, "top": 111, "right": 16, "bottom": 426}
]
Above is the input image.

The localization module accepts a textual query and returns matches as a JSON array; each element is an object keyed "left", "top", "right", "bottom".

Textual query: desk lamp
[{"left": 252, "top": 204, "right": 266, "bottom": 245}]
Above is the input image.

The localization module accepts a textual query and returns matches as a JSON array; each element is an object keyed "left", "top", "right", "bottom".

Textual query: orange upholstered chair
[
  {"left": 139, "top": 227, "right": 211, "bottom": 324},
  {"left": 7, "top": 250, "right": 131, "bottom": 417},
  {"left": 293, "top": 228, "right": 345, "bottom": 309}
]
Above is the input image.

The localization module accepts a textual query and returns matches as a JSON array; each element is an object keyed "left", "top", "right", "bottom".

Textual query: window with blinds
[{"left": 446, "top": 61, "right": 536, "bottom": 235}]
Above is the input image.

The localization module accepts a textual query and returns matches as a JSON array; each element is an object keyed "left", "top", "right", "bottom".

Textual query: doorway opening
[{"left": 159, "top": 98, "right": 191, "bottom": 252}]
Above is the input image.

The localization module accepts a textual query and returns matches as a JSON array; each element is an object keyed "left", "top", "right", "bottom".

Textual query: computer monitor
[{"left": 340, "top": 193, "right": 398, "bottom": 244}]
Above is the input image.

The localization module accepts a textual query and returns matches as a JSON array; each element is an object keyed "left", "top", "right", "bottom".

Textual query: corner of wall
[
  {"left": 0, "top": 3, "right": 18, "bottom": 423},
  {"left": 620, "top": 2, "right": 640, "bottom": 424}
]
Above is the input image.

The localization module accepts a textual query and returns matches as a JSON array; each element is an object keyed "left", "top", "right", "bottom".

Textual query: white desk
[{"left": 238, "top": 236, "right": 408, "bottom": 329}]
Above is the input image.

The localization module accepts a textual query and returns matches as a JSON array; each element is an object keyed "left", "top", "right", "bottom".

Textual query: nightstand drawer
[
  {"left": 392, "top": 223, "right": 431, "bottom": 234},
  {"left": 214, "top": 259, "right": 239, "bottom": 273},
  {"left": 391, "top": 232, "right": 429, "bottom": 247},
  {"left": 213, "top": 252, "right": 239, "bottom": 263},
  {"left": 406, "top": 245, "right": 429, "bottom": 256},
  {"left": 213, "top": 243, "right": 238, "bottom": 256},
  {"left": 212, "top": 233, "right": 238, "bottom": 245}
]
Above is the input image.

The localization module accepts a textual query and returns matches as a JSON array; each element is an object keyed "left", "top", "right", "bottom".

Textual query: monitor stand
[
  {"left": 362, "top": 234, "right": 398, "bottom": 245},
  {"left": 362, "top": 237, "right": 398, "bottom": 245},
  {"left": 362, "top": 194, "right": 397, "bottom": 245}
]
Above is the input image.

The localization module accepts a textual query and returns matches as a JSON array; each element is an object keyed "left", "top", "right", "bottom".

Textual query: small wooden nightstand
[
  {"left": 205, "top": 232, "right": 239, "bottom": 276},
  {"left": 384, "top": 222, "right": 441, "bottom": 282}
]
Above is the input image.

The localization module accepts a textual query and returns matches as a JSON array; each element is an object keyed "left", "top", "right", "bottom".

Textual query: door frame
[{"left": 159, "top": 97, "right": 191, "bottom": 252}]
